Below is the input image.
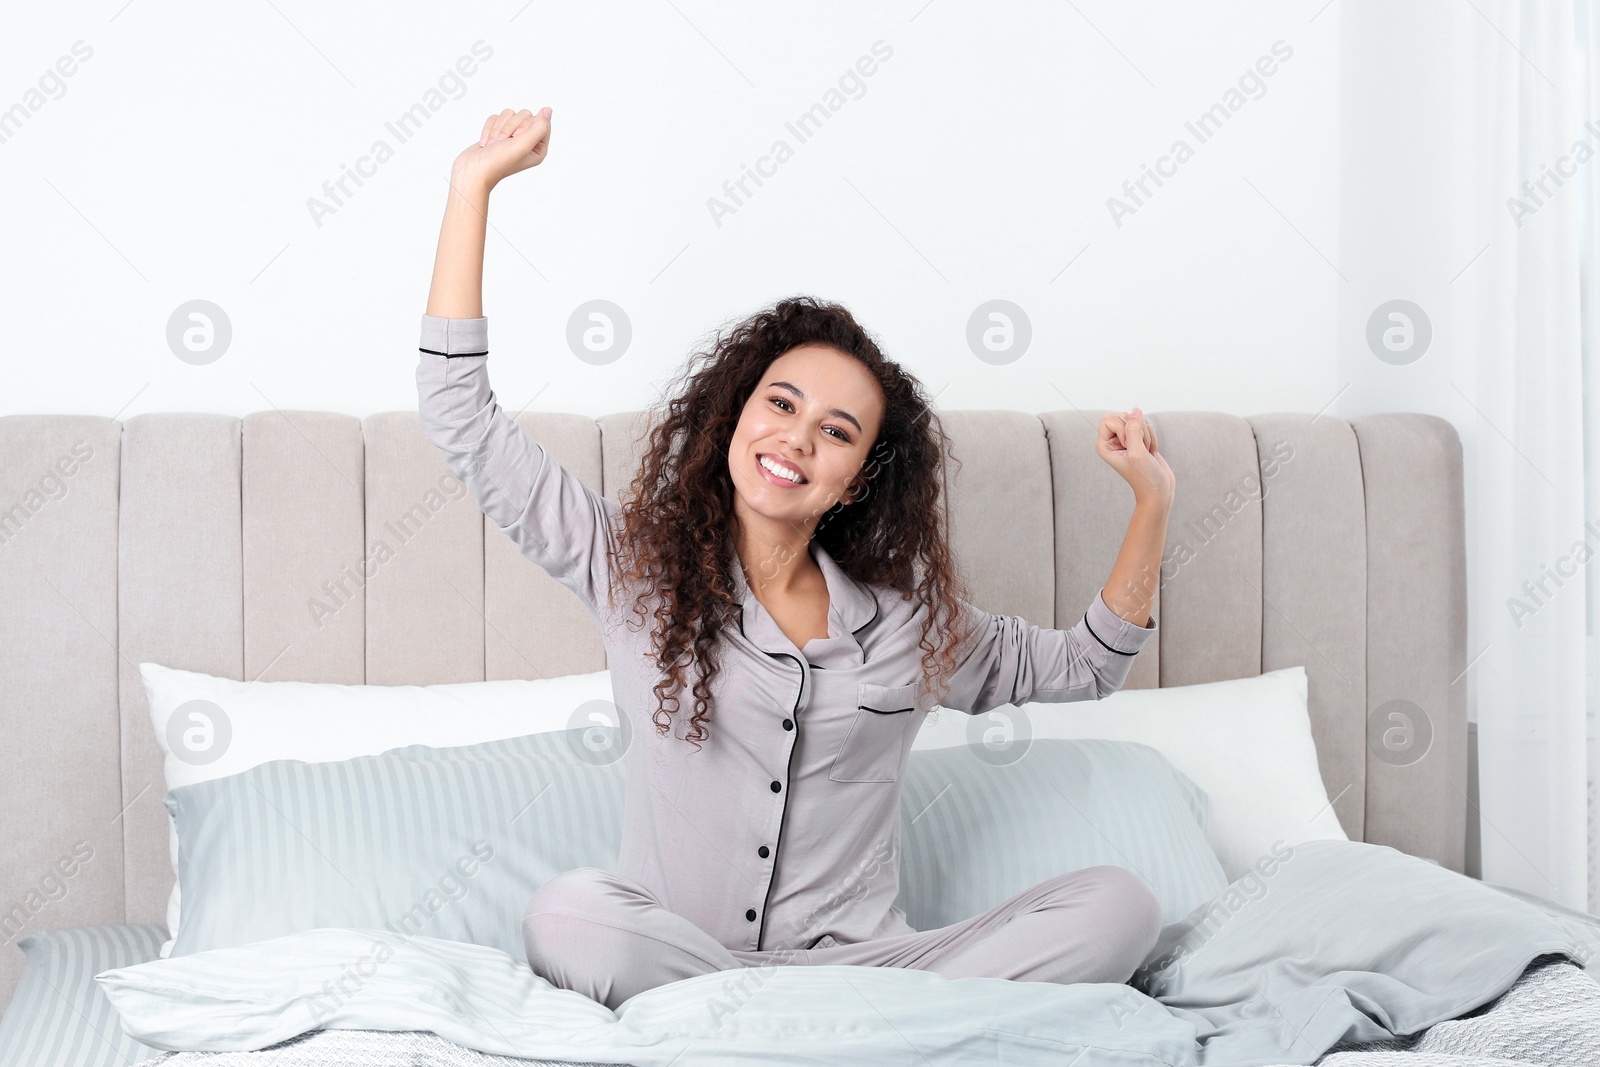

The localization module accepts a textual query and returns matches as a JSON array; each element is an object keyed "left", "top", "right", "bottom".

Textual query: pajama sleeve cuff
[
  {"left": 419, "top": 313, "right": 488, "bottom": 357},
  {"left": 1083, "top": 589, "right": 1157, "bottom": 656}
]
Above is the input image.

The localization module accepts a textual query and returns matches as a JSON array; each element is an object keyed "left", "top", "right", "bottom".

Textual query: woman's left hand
[{"left": 1096, "top": 407, "right": 1175, "bottom": 510}]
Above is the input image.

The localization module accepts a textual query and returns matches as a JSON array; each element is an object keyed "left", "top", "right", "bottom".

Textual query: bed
[{"left": 3, "top": 403, "right": 1594, "bottom": 1066}]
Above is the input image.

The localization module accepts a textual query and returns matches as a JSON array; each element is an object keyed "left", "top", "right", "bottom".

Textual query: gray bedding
[
  {"left": 129, "top": 956, "right": 1600, "bottom": 1067},
  {"left": 96, "top": 840, "right": 1600, "bottom": 1067},
  {"left": 1316, "top": 955, "right": 1600, "bottom": 1066}
]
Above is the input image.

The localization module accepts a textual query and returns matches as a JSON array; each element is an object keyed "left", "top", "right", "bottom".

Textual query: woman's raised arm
[
  {"left": 937, "top": 408, "right": 1172, "bottom": 713},
  {"left": 416, "top": 108, "right": 621, "bottom": 627},
  {"left": 426, "top": 107, "right": 551, "bottom": 318}
]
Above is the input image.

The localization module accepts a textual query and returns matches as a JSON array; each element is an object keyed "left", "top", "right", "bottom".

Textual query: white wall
[{"left": 2, "top": 2, "right": 1339, "bottom": 426}]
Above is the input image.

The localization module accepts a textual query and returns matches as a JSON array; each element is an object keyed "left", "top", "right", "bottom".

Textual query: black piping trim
[
  {"left": 851, "top": 589, "right": 881, "bottom": 636},
  {"left": 1083, "top": 611, "right": 1137, "bottom": 656},
  {"left": 756, "top": 647, "right": 804, "bottom": 952},
  {"left": 418, "top": 346, "right": 488, "bottom": 358},
  {"left": 732, "top": 556, "right": 878, "bottom": 952}
]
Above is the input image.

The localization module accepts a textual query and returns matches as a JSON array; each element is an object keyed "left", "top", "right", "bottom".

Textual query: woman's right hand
[{"left": 452, "top": 107, "right": 552, "bottom": 190}]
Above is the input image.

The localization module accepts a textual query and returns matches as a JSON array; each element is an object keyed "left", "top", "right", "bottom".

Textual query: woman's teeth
[{"left": 759, "top": 455, "right": 804, "bottom": 483}]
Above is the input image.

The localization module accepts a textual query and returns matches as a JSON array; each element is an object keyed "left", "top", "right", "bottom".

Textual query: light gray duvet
[
  {"left": 101, "top": 840, "right": 1600, "bottom": 1067},
  {"left": 124, "top": 957, "right": 1600, "bottom": 1067}
]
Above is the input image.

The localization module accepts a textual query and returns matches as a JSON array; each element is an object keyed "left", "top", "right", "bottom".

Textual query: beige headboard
[{"left": 0, "top": 408, "right": 1467, "bottom": 1010}]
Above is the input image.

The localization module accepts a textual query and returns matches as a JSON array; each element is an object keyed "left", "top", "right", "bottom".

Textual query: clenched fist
[
  {"left": 452, "top": 107, "right": 553, "bottom": 190},
  {"left": 1097, "top": 407, "right": 1175, "bottom": 510}
]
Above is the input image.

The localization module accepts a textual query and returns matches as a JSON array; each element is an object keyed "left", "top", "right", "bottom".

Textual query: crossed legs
[{"left": 522, "top": 864, "right": 1162, "bottom": 1010}]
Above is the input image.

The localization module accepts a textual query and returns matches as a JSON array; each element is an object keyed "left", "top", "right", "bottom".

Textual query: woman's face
[{"left": 727, "top": 344, "right": 886, "bottom": 534}]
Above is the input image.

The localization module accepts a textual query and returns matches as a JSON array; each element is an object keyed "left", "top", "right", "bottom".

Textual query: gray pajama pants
[{"left": 521, "top": 865, "right": 1164, "bottom": 1010}]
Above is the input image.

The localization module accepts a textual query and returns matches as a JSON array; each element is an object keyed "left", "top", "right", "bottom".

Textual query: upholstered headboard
[{"left": 0, "top": 408, "right": 1467, "bottom": 1009}]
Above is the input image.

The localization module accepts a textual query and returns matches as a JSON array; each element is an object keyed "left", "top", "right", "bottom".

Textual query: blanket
[
  {"left": 127, "top": 957, "right": 1600, "bottom": 1067},
  {"left": 98, "top": 840, "right": 1600, "bottom": 1067}
]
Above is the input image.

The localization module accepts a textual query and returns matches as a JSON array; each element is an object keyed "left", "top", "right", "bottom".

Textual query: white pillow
[
  {"left": 912, "top": 665, "right": 1347, "bottom": 880},
  {"left": 139, "top": 662, "right": 616, "bottom": 958}
]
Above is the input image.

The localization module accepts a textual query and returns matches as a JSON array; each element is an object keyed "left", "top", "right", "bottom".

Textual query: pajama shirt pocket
[{"left": 828, "top": 681, "right": 920, "bottom": 783}]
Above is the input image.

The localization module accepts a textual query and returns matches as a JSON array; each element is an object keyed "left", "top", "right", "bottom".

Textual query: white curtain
[{"left": 1463, "top": 0, "right": 1600, "bottom": 912}]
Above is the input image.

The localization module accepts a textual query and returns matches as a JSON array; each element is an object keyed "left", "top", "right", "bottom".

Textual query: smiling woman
[
  {"left": 603, "top": 295, "right": 1001, "bottom": 743},
  {"left": 419, "top": 105, "right": 1172, "bottom": 1011}
]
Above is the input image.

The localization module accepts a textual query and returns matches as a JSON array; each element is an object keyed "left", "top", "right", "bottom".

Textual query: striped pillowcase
[
  {"left": 0, "top": 924, "right": 168, "bottom": 1067},
  {"left": 896, "top": 738, "right": 1227, "bottom": 929},
  {"left": 162, "top": 730, "right": 1218, "bottom": 964},
  {"left": 165, "top": 730, "right": 625, "bottom": 961}
]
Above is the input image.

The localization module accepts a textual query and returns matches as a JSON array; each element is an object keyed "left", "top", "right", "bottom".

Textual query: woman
[{"left": 419, "top": 107, "right": 1175, "bottom": 1010}]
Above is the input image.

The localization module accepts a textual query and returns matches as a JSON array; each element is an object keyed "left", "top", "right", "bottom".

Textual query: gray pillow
[
  {"left": 0, "top": 923, "right": 168, "bottom": 1067},
  {"left": 164, "top": 730, "right": 1222, "bottom": 961},
  {"left": 896, "top": 738, "right": 1227, "bottom": 928},
  {"left": 165, "top": 730, "right": 625, "bottom": 961}
]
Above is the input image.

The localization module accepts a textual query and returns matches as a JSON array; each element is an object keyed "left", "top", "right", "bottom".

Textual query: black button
[
  {"left": 745, "top": 908, "right": 757, "bottom": 921},
  {"left": 770, "top": 780, "right": 781, "bottom": 793},
  {"left": 782, "top": 718, "right": 794, "bottom": 730},
  {"left": 758, "top": 845, "right": 770, "bottom": 858}
]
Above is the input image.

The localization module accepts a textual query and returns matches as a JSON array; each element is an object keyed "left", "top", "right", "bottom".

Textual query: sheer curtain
[
  {"left": 1460, "top": 0, "right": 1600, "bottom": 912},
  {"left": 1581, "top": 0, "right": 1600, "bottom": 919}
]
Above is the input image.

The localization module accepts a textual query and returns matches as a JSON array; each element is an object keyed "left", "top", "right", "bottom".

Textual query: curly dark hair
[{"left": 597, "top": 295, "right": 977, "bottom": 750}]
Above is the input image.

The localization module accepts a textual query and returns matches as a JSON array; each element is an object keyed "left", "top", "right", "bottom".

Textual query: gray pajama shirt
[{"left": 417, "top": 313, "right": 1162, "bottom": 1007}]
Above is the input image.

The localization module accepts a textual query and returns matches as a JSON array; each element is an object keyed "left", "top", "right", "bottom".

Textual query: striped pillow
[
  {"left": 162, "top": 731, "right": 1220, "bottom": 961},
  {"left": 895, "top": 738, "right": 1227, "bottom": 928},
  {"left": 165, "top": 729, "right": 625, "bottom": 961},
  {"left": 0, "top": 924, "right": 168, "bottom": 1067}
]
